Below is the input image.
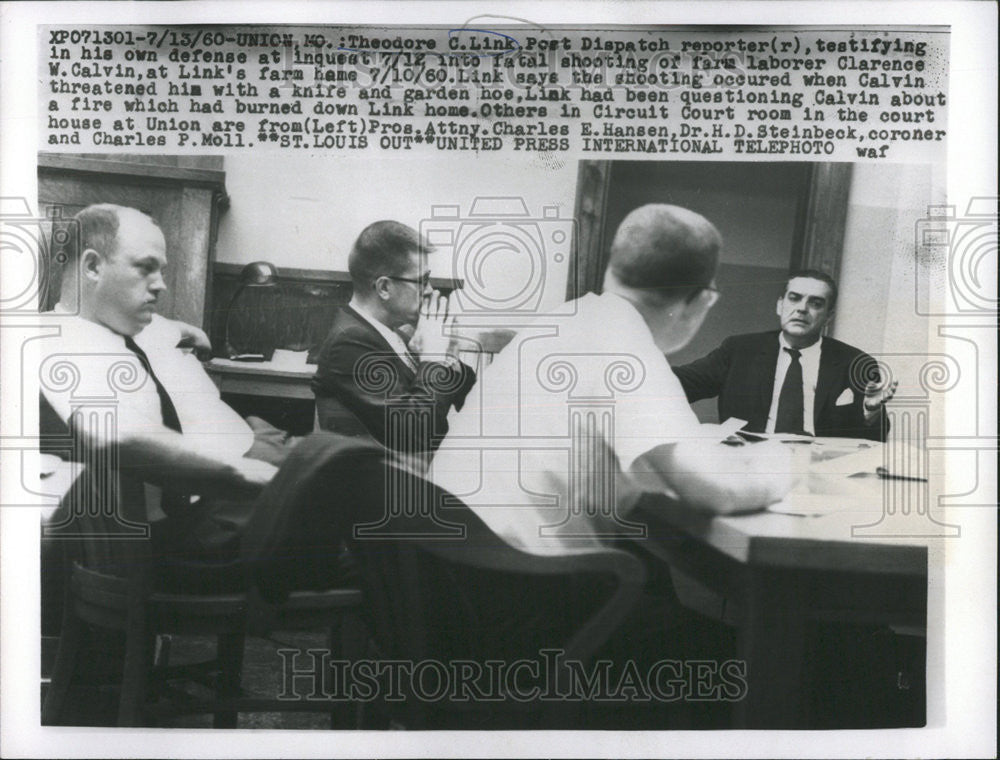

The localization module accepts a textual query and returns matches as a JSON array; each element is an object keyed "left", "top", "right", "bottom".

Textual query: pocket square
[{"left": 835, "top": 388, "right": 854, "bottom": 406}]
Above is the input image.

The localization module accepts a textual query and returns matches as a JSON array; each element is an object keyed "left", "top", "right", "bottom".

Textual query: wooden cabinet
[{"left": 37, "top": 153, "right": 228, "bottom": 330}]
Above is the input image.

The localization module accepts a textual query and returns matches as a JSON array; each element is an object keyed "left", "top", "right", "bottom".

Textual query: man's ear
[
  {"left": 678, "top": 288, "right": 713, "bottom": 324},
  {"left": 373, "top": 276, "right": 391, "bottom": 301},
  {"left": 775, "top": 296, "right": 783, "bottom": 318},
  {"left": 80, "top": 248, "right": 103, "bottom": 283}
]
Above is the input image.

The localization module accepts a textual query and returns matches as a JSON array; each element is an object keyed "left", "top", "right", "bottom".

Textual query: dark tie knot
[{"left": 784, "top": 347, "right": 802, "bottom": 361}]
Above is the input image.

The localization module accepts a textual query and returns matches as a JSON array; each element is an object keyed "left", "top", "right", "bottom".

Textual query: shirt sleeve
[{"left": 612, "top": 352, "right": 704, "bottom": 472}]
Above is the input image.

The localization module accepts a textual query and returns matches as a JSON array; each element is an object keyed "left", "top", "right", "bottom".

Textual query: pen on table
[{"left": 876, "top": 466, "right": 928, "bottom": 483}]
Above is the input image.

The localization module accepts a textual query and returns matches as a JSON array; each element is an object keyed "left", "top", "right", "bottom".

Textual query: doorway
[{"left": 570, "top": 160, "right": 852, "bottom": 422}]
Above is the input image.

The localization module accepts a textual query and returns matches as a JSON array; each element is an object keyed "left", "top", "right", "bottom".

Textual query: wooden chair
[
  {"left": 41, "top": 466, "right": 367, "bottom": 728},
  {"left": 336, "top": 450, "right": 648, "bottom": 729}
]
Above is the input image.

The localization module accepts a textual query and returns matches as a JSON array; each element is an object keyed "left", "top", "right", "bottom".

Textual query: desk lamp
[{"left": 223, "top": 261, "right": 279, "bottom": 361}]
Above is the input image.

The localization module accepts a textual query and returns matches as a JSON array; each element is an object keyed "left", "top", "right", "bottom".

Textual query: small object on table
[
  {"left": 40, "top": 453, "right": 62, "bottom": 479},
  {"left": 876, "top": 466, "right": 928, "bottom": 483}
]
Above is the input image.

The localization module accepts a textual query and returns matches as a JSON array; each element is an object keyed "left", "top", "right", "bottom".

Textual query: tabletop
[{"left": 637, "top": 441, "right": 935, "bottom": 578}]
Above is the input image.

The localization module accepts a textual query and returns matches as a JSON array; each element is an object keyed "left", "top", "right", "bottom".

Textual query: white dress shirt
[
  {"left": 41, "top": 308, "right": 254, "bottom": 519},
  {"left": 430, "top": 291, "right": 704, "bottom": 555},
  {"left": 765, "top": 334, "right": 822, "bottom": 435}
]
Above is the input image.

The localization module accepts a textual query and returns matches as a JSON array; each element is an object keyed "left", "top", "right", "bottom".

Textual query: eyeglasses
[{"left": 384, "top": 273, "right": 431, "bottom": 288}]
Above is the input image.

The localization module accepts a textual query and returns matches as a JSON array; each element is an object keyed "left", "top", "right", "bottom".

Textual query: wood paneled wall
[
  {"left": 209, "top": 263, "right": 461, "bottom": 361},
  {"left": 37, "top": 153, "right": 227, "bottom": 327}
]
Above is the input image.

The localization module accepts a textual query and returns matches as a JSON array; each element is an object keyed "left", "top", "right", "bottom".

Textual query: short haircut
[
  {"left": 783, "top": 269, "right": 838, "bottom": 309},
  {"left": 347, "top": 220, "right": 432, "bottom": 290},
  {"left": 607, "top": 204, "right": 721, "bottom": 302},
  {"left": 69, "top": 204, "right": 159, "bottom": 264}
]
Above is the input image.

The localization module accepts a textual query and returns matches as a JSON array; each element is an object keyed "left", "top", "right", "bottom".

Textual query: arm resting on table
[{"left": 630, "top": 440, "right": 794, "bottom": 515}]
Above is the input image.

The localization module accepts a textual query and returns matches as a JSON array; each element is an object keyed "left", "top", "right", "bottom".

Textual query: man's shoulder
[
  {"left": 821, "top": 335, "right": 872, "bottom": 362},
  {"left": 39, "top": 311, "right": 123, "bottom": 357},
  {"left": 321, "top": 306, "right": 377, "bottom": 345},
  {"left": 314, "top": 306, "right": 386, "bottom": 375},
  {"left": 136, "top": 313, "right": 182, "bottom": 351},
  {"left": 721, "top": 330, "right": 780, "bottom": 351}
]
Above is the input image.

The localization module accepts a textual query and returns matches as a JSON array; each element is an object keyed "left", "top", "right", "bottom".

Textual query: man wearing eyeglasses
[
  {"left": 673, "top": 270, "right": 897, "bottom": 441},
  {"left": 312, "top": 220, "right": 476, "bottom": 458}
]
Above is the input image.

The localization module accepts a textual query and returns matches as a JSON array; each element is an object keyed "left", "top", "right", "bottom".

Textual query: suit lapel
[
  {"left": 750, "top": 334, "right": 780, "bottom": 430},
  {"left": 814, "top": 340, "right": 842, "bottom": 430}
]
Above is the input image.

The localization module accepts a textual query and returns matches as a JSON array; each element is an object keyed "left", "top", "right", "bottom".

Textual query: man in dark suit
[
  {"left": 673, "top": 270, "right": 898, "bottom": 441},
  {"left": 312, "top": 220, "right": 476, "bottom": 457}
]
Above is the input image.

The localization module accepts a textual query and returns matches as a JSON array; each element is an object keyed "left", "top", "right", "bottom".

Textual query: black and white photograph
[{"left": 1, "top": 3, "right": 996, "bottom": 759}]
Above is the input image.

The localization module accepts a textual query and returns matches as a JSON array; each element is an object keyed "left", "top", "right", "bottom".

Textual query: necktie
[
  {"left": 774, "top": 348, "right": 805, "bottom": 435},
  {"left": 403, "top": 346, "right": 420, "bottom": 373},
  {"left": 124, "top": 336, "right": 182, "bottom": 433},
  {"left": 124, "top": 336, "right": 192, "bottom": 520}
]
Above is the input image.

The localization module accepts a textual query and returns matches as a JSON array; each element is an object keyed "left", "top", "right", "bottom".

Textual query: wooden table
[
  {"left": 204, "top": 358, "right": 316, "bottom": 400},
  {"left": 203, "top": 328, "right": 516, "bottom": 402},
  {"left": 636, "top": 455, "right": 931, "bottom": 729}
]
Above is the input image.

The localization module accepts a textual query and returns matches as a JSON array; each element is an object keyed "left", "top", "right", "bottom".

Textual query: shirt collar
[
  {"left": 51, "top": 303, "right": 128, "bottom": 345},
  {"left": 598, "top": 291, "right": 672, "bottom": 355},
  {"left": 779, "top": 332, "right": 823, "bottom": 358},
  {"left": 349, "top": 296, "right": 407, "bottom": 349},
  {"left": 601, "top": 291, "right": 654, "bottom": 332}
]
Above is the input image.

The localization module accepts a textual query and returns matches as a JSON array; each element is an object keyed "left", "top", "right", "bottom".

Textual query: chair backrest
[
  {"left": 239, "top": 431, "right": 646, "bottom": 687},
  {"left": 42, "top": 456, "right": 155, "bottom": 632},
  {"left": 343, "top": 452, "right": 648, "bottom": 667},
  {"left": 47, "top": 458, "right": 152, "bottom": 576}
]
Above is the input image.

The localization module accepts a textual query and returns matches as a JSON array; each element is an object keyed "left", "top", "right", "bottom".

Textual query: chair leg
[
  {"left": 323, "top": 613, "right": 369, "bottom": 729},
  {"left": 325, "top": 619, "right": 345, "bottom": 729},
  {"left": 41, "top": 608, "right": 85, "bottom": 725},
  {"left": 213, "top": 632, "right": 244, "bottom": 728},
  {"left": 118, "top": 628, "right": 154, "bottom": 726},
  {"left": 339, "top": 612, "right": 369, "bottom": 729}
]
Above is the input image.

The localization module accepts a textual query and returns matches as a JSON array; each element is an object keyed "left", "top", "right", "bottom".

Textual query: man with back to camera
[
  {"left": 311, "top": 220, "right": 476, "bottom": 458},
  {"left": 673, "top": 270, "right": 898, "bottom": 442},
  {"left": 420, "top": 204, "right": 797, "bottom": 698},
  {"left": 431, "top": 203, "right": 796, "bottom": 556}
]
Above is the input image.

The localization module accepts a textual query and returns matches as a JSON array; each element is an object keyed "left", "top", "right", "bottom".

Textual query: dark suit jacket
[
  {"left": 673, "top": 330, "right": 888, "bottom": 441},
  {"left": 311, "top": 305, "right": 476, "bottom": 453}
]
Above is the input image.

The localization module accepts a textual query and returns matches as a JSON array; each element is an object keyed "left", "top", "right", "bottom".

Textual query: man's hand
[
  {"left": 863, "top": 379, "right": 899, "bottom": 422},
  {"left": 175, "top": 320, "right": 213, "bottom": 360},
  {"left": 637, "top": 440, "right": 795, "bottom": 516},
  {"left": 408, "top": 290, "right": 459, "bottom": 362}
]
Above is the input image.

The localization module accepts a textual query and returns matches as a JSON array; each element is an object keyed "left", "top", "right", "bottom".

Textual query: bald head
[
  {"left": 64, "top": 204, "right": 161, "bottom": 270},
  {"left": 607, "top": 204, "right": 721, "bottom": 302},
  {"left": 64, "top": 203, "right": 168, "bottom": 336}
]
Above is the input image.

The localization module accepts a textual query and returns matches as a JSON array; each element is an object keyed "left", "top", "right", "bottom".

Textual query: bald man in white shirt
[{"left": 40, "top": 204, "right": 324, "bottom": 591}]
